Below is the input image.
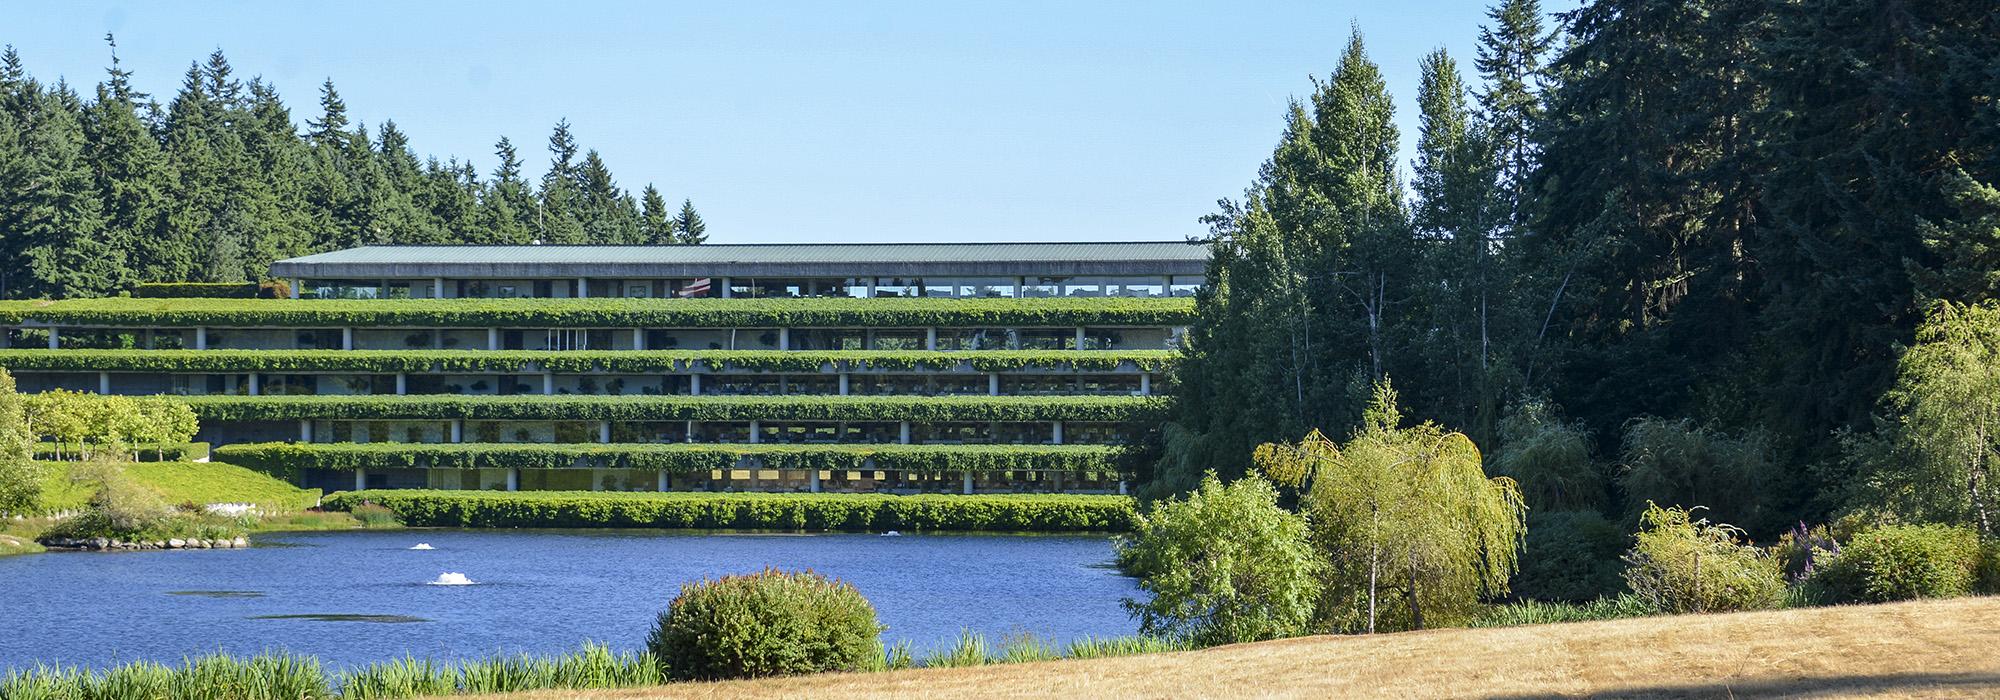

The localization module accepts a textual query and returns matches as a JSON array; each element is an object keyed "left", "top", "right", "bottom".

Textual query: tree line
[
  {"left": 1153, "top": 0, "right": 1999, "bottom": 541},
  {"left": 0, "top": 37, "right": 710, "bottom": 300}
]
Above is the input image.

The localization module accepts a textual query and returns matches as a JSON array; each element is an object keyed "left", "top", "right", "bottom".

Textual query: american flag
[{"left": 678, "top": 278, "right": 712, "bottom": 297}]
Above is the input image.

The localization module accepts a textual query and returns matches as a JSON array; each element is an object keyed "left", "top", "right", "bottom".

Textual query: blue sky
[{"left": 8, "top": 1, "right": 1557, "bottom": 244}]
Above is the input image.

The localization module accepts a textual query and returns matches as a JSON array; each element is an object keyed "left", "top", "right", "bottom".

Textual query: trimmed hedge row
[
  {"left": 323, "top": 490, "right": 1138, "bottom": 531},
  {"left": 0, "top": 349, "right": 1177, "bottom": 374},
  {"left": 179, "top": 394, "right": 1165, "bottom": 422},
  {"left": 0, "top": 297, "right": 1195, "bottom": 328},
  {"left": 131, "top": 282, "right": 264, "bottom": 299},
  {"left": 215, "top": 442, "right": 1121, "bottom": 475}
]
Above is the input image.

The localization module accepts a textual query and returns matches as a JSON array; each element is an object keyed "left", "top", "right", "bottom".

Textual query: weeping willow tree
[
  {"left": 1854, "top": 301, "right": 2000, "bottom": 536},
  {"left": 1255, "top": 381, "right": 1526, "bottom": 633}
]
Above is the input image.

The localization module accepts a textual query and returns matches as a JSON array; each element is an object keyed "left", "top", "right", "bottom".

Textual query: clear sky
[{"left": 8, "top": 0, "right": 1555, "bottom": 244}]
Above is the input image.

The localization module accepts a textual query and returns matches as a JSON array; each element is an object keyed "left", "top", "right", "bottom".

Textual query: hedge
[
  {"left": 0, "top": 349, "right": 1177, "bottom": 374},
  {"left": 216, "top": 442, "right": 1120, "bottom": 476},
  {"left": 131, "top": 282, "right": 263, "bottom": 299},
  {"left": 179, "top": 394, "right": 1166, "bottom": 423},
  {"left": 0, "top": 297, "right": 1194, "bottom": 329},
  {"left": 323, "top": 490, "right": 1138, "bottom": 531}
]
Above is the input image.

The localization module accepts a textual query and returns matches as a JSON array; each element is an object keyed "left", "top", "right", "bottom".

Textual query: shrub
[
  {"left": 1979, "top": 540, "right": 2000, "bottom": 595},
  {"left": 1808, "top": 524, "right": 1981, "bottom": 603},
  {"left": 1116, "top": 473, "right": 1322, "bottom": 645},
  {"left": 325, "top": 491, "right": 1136, "bottom": 532},
  {"left": 1471, "top": 593, "right": 1660, "bottom": 628},
  {"left": 349, "top": 503, "right": 402, "bottom": 528},
  {"left": 648, "top": 568, "right": 884, "bottom": 680},
  {"left": 1622, "top": 503, "right": 1783, "bottom": 614},
  {"left": 1617, "top": 419, "right": 1781, "bottom": 537},
  {"left": 1770, "top": 521, "right": 1842, "bottom": 584},
  {"left": 1513, "top": 510, "right": 1627, "bottom": 603}
]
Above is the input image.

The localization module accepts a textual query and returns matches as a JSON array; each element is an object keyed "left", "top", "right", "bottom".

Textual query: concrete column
[
  {"left": 598, "top": 420, "right": 611, "bottom": 443},
  {"left": 748, "top": 420, "right": 761, "bottom": 444},
  {"left": 1052, "top": 421, "right": 1065, "bottom": 445},
  {"left": 195, "top": 327, "right": 207, "bottom": 350},
  {"left": 341, "top": 327, "right": 354, "bottom": 350},
  {"left": 1139, "top": 373, "right": 1152, "bottom": 396},
  {"left": 898, "top": 421, "right": 911, "bottom": 445},
  {"left": 289, "top": 279, "right": 302, "bottom": 299},
  {"left": 299, "top": 420, "right": 313, "bottom": 442},
  {"left": 506, "top": 468, "right": 519, "bottom": 491},
  {"left": 690, "top": 374, "right": 702, "bottom": 396},
  {"left": 247, "top": 373, "right": 260, "bottom": 396},
  {"left": 1074, "top": 327, "right": 1088, "bottom": 350},
  {"left": 46, "top": 327, "right": 59, "bottom": 350},
  {"left": 925, "top": 328, "right": 938, "bottom": 351},
  {"left": 1118, "top": 480, "right": 1129, "bottom": 495},
  {"left": 450, "top": 420, "right": 463, "bottom": 443},
  {"left": 576, "top": 278, "right": 589, "bottom": 298},
  {"left": 838, "top": 373, "right": 850, "bottom": 396},
  {"left": 657, "top": 470, "right": 670, "bottom": 492},
  {"left": 809, "top": 469, "right": 822, "bottom": 493},
  {"left": 988, "top": 373, "right": 1001, "bottom": 396},
  {"left": 720, "top": 277, "right": 732, "bottom": 298},
  {"left": 864, "top": 278, "right": 876, "bottom": 298},
  {"left": 632, "top": 328, "right": 644, "bottom": 351},
  {"left": 487, "top": 328, "right": 500, "bottom": 351},
  {"left": 0, "top": 331, "right": 9, "bottom": 349},
  {"left": 353, "top": 423, "right": 369, "bottom": 444},
  {"left": 394, "top": 373, "right": 407, "bottom": 395},
  {"left": 98, "top": 372, "right": 110, "bottom": 394},
  {"left": 433, "top": 277, "right": 446, "bottom": 299},
  {"left": 432, "top": 329, "right": 444, "bottom": 349},
  {"left": 354, "top": 469, "right": 367, "bottom": 492},
  {"left": 962, "top": 471, "right": 974, "bottom": 495},
  {"left": 542, "top": 372, "right": 555, "bottom": 395},
  {"left": 778, "top": 327, "right": 790, "bottom": 350}
]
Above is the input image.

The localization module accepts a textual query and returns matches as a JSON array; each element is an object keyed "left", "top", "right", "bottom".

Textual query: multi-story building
[{"left": 0, "top": 242, "right": 1206, "bottom": 496}]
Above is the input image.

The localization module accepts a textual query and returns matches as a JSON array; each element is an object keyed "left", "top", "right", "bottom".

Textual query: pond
[{"left": 0, "top": 529, "right": 1139, "bottom": 671}]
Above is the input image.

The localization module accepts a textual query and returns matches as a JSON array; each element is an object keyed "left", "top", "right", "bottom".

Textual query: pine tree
[
  {"left": 478, "top": 137, "right": 533, "bottom": 244},
  {"left": 673, "top": 199, "right": 707, "bottom": 244},
  {"left": 575, "top": 149, "right": 637, "bottom": 243},
  {"left": 1474, "top": 0, "right": 1553, "bottom": 221},
  {"left": 535, "top": 119, "right": 585, "bottom": 243},
  {"left": 18, "top": 84, "right": 122, "bottom": 297},
  {"left": 83, "top": 34, "right": 167, "bottom": 287},
  {"left": 639, "top": 185, "right": 675, "bottom": 244}
]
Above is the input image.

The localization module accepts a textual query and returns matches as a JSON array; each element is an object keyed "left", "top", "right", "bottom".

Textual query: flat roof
[{"left": 268, "top": 241, "right": 1212, "bottom": 279}]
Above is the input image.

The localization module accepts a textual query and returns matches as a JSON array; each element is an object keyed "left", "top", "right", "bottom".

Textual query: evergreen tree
[
  {"left": 478, "top": 137, "right": 534, "bottom": 244},
  {"left": 575, "top": 149, "right": 638, "bottom": 244},
  {"left": 15, "top": 83, "right": 122, "bottom": 297},
  {"left": 639, "top": 184, "right": 675, "bottom": 244},
  {"left": 83, "top": 34, "right": 166, "bottom": 289},
  {"left": 673, "top": 199, "right": 707, "bottom": 244},
  {"left": 1474, "top": 0, "right": 1553, "bottom": 221},
  {"left": 535, "top": 119, "right": 586, "bottom": 243}
]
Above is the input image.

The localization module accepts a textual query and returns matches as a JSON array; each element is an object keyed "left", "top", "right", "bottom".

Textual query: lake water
[{"left": 0, "top": 529, "right": 1139, "bottom": 671}]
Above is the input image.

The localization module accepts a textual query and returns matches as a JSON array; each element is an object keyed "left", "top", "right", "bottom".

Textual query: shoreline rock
[{"left": 40, "top": 536, "right": 251, "bottom": 552}]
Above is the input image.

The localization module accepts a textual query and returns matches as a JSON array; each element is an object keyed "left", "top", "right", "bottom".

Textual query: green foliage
[
  {"left": 0, "top": 348, "right": 1177, "bottom": 374},
  {"left": 1808, "top": 524, "right": 1983, "bottom": 603},
  {"left": 1256, "top": 383, "right": 1526, "bottom": 632},
  {"left": 648, "top": 568, "right": 883, "bottom": 680},
  {"left": 1853, "top": 302, "right": 2000, "bottom": 536},
  {"left": 218, "top": 442, "right": 1119, "bottom": 478},
  {"left": 1116, "top": 474, "right": 1322, "bottom": 645},
  {"left": 1622, "top": 504, "right": 1783, "bottom": 614},
  {"left": 0, "top": 369, "right": 44, "bottom": 514},
  {"left": 1491, "top": 400, "right": 1602, "bottom": 511},
  {"left": 1470, "top": 593, "right": 1659, "bottom": 629},
  {"left": 326, "top": 490, "right": 1136, "bottom": 532},
  {"left": 1617, "top": 418, "right": 1780, "bottom": 537},
  {"left": 1058, "top": 634, "right": 1193, "bottom": 660},
  {"left": 1513, "top": 510, "right": 1627, "bottom": 603},
  {"left": 0, "top": 296, "right": 1196, "bottom": 328},
  {"left": 37, "top": 459, "right": 249, "bottom": 543},
  {"left": 131, "top": 282, "right": 263, "bottom": 298},
  {"left": 180, "top": 393, "right": 1160, "bottom": 424},
  {"left": 0, "top": 645, "right": 665, "bottom": 699},
  {"left": 18, "top": 390, "right": 198, "bottom": 461},
  {"left": 921, "top": 630, "right": 993, "bottom": 668}
]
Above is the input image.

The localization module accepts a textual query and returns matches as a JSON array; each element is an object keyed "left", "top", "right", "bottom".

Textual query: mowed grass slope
[
  {"left": 481, "top": 596, "right": 2000, "bottom": 699},
  {"left": 35, "top": 460, "right": 320, "bottom": 512}
]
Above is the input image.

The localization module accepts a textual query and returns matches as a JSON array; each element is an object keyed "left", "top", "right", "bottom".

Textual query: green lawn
[{"left": 35, "top": 460, "right": 321, "bottom": 513}]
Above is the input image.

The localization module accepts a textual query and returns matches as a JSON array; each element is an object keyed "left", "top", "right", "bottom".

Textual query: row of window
[
  {"left": 16, "top": 372, "right": 1156, "bottom": 397},
  {"left": 317, "top": 467, "right": 1123, "bottom": 494},
  {"left": 10, "top": 326, "right": 1181, "bottom": 352},
  {"left": 218, "top": 419, "right": 1130, "bottom": 446},
  {"left": 305, "top": 276, "right": 1203, "bottom": 300}
]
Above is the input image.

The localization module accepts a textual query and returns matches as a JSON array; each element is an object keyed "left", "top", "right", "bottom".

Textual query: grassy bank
[
  {"left": 34, "top": 459, "right": 321, "bottom": 513},
  {"left": 471, "top": 596, "right": 2000, "bottom": 699},
  {"left": 326, "top": 490, "right": 1136, "bottom": 532}
]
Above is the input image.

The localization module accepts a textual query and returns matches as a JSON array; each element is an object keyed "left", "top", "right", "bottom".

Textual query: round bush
[
  {"left": 1810, "top": 524, "right": 1981, "bottom": 603},
  {"left": 648, "top": 568, "right": 883, "bottom": 680},
  {"left": 1513, "top": 510, "right": 1627, "bottom": 603}
]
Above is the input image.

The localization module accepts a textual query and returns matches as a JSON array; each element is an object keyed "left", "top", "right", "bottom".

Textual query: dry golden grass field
[{"left": 482, "top": 596, "right": 2000, "bottom": 699}]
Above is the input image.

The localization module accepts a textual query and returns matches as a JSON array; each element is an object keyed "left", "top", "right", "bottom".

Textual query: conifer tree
[
  {"left": 479, "top": 137, "right": 534, "bottom": 244},
  {"left": 535, "top": 119, "right": 585, "bottom": 243},
  {"left": 673, "top": 199, "right": 707, "bottom": 244},
  {"left": 1474, "top": 0, "right": 1552, "bottom": 220},
  {"left": 83, "top": 35, "right": 168, "bottom": 288},
  {"left": 639, "top": 184, "right": 675, "bottom": 244}
]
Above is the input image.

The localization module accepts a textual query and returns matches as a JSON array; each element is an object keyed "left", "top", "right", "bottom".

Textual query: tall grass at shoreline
[{"left": 0, "top": 634, "right": 1181, "bottom": 699}]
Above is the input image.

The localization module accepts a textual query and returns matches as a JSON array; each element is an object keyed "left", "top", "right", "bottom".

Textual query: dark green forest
[
  {"left": 0, "top": 38, "right": 707, "bottom": 299},
  {"left": 1153, "top": 0, "right": 1999, "bottom": 556}
]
